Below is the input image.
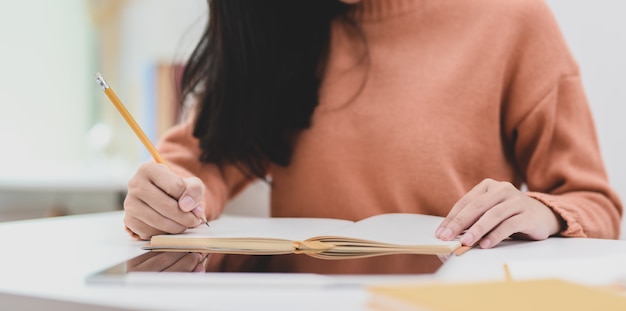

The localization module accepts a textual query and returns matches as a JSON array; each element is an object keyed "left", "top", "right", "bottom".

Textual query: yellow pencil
[
  {"left": 95, "top": 72, "right": 209, "bottom": 228},
  {"left": 503, "top": 263, "right": 513, "bottom": 282}
]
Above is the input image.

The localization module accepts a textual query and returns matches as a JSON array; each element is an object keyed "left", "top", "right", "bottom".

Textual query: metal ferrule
[{"left": 95, "top": 72, "right": 110, "bottom": 90}]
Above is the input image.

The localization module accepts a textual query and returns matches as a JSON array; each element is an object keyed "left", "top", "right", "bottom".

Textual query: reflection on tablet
[{"left": 87, "top": 252, "right": 446, "bottom": 285}]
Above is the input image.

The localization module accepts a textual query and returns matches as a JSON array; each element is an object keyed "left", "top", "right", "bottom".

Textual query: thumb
[{"left": 178, "top": 177, "right": 206, "bottom": 220}]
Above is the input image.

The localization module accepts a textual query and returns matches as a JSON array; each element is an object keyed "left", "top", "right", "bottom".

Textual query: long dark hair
[{"left": 180, "top": 0, "right": 351, "bottom": 180}]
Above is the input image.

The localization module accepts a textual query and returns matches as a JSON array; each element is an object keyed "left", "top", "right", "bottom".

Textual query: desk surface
[
  {"left": 0, "top": 175, "right": 128, "bottom": 193},
  {"left": 1, "top": 212, "right": 625, "bottom": 311}
]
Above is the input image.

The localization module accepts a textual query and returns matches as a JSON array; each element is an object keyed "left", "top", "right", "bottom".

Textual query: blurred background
[
  {"left": 0, "top": 0, "right": 624, "bottom": 237},
  {"left": 0, "top": 0, "right": 209, "bottom": 221}
]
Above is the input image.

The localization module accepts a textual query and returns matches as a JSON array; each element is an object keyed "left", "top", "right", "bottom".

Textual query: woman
[{"left": 123, "top": 0, "right": 622, "bottom": 271}]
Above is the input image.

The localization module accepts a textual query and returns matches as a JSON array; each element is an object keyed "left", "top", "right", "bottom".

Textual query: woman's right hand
[{"left": 124, "top": 162, "right": 207, "bottom": 240}]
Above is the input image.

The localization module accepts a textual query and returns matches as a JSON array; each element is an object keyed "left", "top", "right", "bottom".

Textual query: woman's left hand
[{"left": 435, "top": 178, "right": 563, "bottom": 249}]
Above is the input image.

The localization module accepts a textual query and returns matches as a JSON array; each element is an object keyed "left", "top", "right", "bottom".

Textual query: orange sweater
[{"left": 159, "top": 0, "right": 622, "bottom": 240}]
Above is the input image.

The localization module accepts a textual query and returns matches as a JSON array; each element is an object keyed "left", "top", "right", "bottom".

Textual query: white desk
[
  {"left": 1, "top": 212, "right": 626, "bottom": 311},
  {"left": 0, "top": 172, "right": 129, "bottom": 222}
]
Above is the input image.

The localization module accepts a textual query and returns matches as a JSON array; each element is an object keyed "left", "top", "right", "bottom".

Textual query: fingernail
[
  {"left": 435, "top": 227, "right": 443, "bottom": 238},
  {"left": 480, "top": 238, "right": 492, "bottom": 249},
  {"left": 191, "top": 206, "right": 205, "bottom": 219},
  {"left": 460, "top": 232, "right": 474, "bottom": 245},
  {"left": 180, "top": 196, "right": 194, "bottom": 211},
  {"left": 441, "top": 228, "right": 453, "bottom": 240}
]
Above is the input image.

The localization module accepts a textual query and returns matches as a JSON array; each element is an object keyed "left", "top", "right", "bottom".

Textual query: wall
[
  {"left": 0, "top": 0, "right": 93, "bottom": 176},
  {"left": 0, "top": 0, "right": 105, "bottom": 221},
  {"left": 0, "top": 0, "right": 208, "bottom": 220}
]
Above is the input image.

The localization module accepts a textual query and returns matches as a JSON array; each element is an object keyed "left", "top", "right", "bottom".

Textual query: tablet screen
[{"left": 87, "top": 252, "right": 446, "bottom": 285}]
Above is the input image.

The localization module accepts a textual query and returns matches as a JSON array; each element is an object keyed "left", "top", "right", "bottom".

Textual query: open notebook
[{"left": 144, "top": 213, "right": 464, "bottom": 259}]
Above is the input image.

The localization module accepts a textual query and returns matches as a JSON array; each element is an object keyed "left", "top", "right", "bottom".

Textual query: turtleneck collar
[{"left": 348, "top": 0, "right": 425, "bottom": 22}]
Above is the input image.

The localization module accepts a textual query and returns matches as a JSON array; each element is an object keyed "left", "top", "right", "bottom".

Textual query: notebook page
[
  {"left": 167, "top": 215, "right": 355, "bottom": 242},
  {"left": 319, "top": 213, "right": 456, "bottom": 246}
]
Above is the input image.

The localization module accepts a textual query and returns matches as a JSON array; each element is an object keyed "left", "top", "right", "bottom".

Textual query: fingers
[
  {"left": 123, "top": 202, "right": 188, "bottom": 240},
  {"left": 178, "top": 177, "right": 207, "bottom": 221},
  {"left": 436, "top": 179, "right": 509, "bottom": 241},
  {"left": 124, "top": 163, "right": 206, "bottom": 239},
  {"left": 477, "top": 217, "right": 524, "bottom": 249},
  {"left": 436, "top": 179, "right": 554, "bottom": 249},
  {"left": 459, "top": 202, "right": 520, "bottom": 248}
]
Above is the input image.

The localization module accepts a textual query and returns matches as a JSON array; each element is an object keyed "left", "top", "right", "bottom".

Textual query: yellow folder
[{"left": 368, "top": 278, "right": 626, "bottom": 311}]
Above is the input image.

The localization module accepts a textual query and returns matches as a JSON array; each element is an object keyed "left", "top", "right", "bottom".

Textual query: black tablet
[{"left": 86, "top": 252, "right": 447, "bottom": 286}]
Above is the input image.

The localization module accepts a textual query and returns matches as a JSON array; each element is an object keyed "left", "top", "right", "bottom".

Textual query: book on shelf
[
  {"left": 155, "top": 62, "right": 184, "bottom": 139},
  {"left": 143, "top": 62, "right": 185, "bottom": 145},
  {"left": 143, "top": 213, "right": 466, "bottom": 259}
]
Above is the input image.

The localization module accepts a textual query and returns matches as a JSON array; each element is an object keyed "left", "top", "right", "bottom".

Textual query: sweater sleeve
[
  {"left": 502, "top": 1, "right": 622, "bottom": 238},
  {"left": 157, "top": 118, "right": 253, "bottom": 219},
  {"left": 516, "top": 74, "right": 622, "bottom": 239}
]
